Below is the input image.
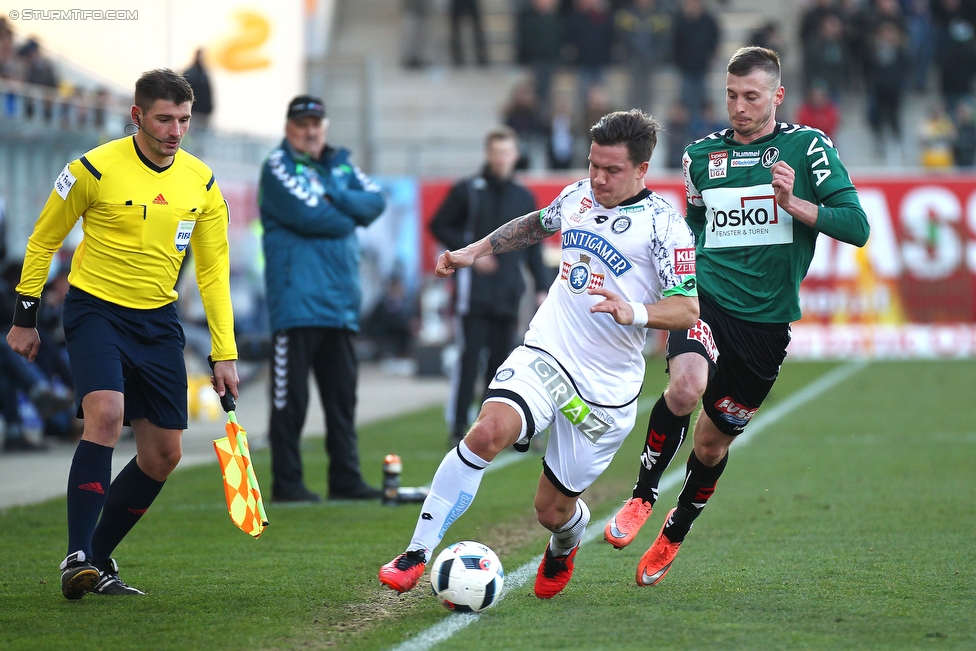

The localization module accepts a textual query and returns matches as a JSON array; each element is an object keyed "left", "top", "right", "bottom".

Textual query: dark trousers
[
  {"left": 268, "top": 327, "right": 366, "bottom": 497},
  {"left": 450, "top": 0, "right": 488, "bottom": 66},
  {"left": 447, "top": 313, "right": 518, "bottom": 437}
]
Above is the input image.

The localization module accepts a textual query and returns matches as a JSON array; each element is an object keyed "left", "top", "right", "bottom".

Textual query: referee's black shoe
[
  {"left": 92, "top": 558, "right": 145, "bottom": 595},
  {"left": 59, "top": 551, "right": 99, "bottom": 600}
]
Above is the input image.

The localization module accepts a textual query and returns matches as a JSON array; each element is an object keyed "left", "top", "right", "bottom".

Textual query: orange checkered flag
[{"left": 212, "top": 392, "right": 269, "bottom": 538}]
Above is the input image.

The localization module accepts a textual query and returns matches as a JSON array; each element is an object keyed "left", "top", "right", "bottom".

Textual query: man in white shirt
[{"left": 379, "top": 109, "right": 699, "bottom": 600}]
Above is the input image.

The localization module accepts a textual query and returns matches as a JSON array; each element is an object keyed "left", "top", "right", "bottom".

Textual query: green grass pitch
[{"left": 0, "top": 358, "right": 973, "bottom": 650}]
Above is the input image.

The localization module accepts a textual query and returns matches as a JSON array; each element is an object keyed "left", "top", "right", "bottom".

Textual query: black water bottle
[{"left": 382, "top": 454, "right": 401, "bottom": 505}]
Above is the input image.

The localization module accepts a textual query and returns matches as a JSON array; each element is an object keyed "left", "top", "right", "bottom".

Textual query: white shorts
[{"left": 484, "top": 346, "right": 639, "bottom": 495}]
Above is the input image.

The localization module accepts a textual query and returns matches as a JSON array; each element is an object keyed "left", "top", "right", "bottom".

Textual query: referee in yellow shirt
[{"left": 6, "top": 69, "right": 239, "bottom": 599}]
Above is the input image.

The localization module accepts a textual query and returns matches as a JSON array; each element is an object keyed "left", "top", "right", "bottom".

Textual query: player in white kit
[{"left": 379, "top": 110, "right": 699, "bottom": 599}]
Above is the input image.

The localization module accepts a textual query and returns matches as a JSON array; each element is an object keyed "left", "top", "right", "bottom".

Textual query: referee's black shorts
[
  {"left": 665, "top": 293, "right": 791, "bottom": 437},
  {"left": 62, "top": 287, "right": 188, "bottom": 430}
]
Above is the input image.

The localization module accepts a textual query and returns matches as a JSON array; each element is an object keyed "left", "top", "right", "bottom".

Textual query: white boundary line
[{"left": 389, "top": 360, "right": 869, "bottom": 651}]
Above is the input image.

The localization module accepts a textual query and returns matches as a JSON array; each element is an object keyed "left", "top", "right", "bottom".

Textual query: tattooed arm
[{"left": 434, "top": 210, "right": 551, "bottom": 278}]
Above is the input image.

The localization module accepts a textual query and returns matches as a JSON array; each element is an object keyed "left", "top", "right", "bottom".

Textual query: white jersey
[{"left": 524, "top": 179, "right": 697, "bottom": 408}]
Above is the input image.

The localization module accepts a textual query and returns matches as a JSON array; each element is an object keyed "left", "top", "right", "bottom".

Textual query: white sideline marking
[{"left": 389, "top": 361, "right": 869, "bottom": 651}]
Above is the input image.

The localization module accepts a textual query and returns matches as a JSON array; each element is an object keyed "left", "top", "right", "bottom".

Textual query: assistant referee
[{"left": 6, "top": 69, "right": 239, "bottom": 599}]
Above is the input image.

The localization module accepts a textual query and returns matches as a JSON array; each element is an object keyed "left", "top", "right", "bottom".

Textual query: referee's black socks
[
  {"left": 91, "top": 456, "right": 165, "bottom": 561},
  {"left": 632, "top": 394, "right": 690, "bottom": 505},
  {"left": 66, "top": 440, "right": 114, "bottom": 558}
]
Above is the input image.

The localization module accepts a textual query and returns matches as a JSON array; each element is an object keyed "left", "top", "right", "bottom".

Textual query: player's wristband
[
  {"left": 12, "top": 294, "right": 40, "bottom": 328},
  {"left": 627, "top": 301, "right": 648, "bottom": 328}
]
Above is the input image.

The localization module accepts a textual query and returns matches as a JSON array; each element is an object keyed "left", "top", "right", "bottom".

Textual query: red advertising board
[{"left": 421, "top": 173, "right": 976, "bottom": 357}]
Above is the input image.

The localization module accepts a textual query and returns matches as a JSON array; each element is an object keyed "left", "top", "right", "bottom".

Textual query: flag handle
[{"left": 208, "top": 355, "right": 237, "bottom": 414}]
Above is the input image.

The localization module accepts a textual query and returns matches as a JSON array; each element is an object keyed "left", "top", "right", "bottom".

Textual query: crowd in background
[
  {"left": 1, "top": 21, "right": 84, "bottom": 450},
  {"left": 797, "top": 0, "right": 976, "bottom": 167},
  {"left": 0, "top": 18, "right": 116, "bottom": 129},
  {"left": 0, "top": 200, "right": 78, "bottom": 452},
  {"left": 483, "top": 0, "right": 976, "bottom": 170},
  {"left": 0, "top": 18, "right": 213, "bottom": 130}
]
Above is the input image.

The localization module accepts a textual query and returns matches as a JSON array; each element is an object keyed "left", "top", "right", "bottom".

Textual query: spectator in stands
[
  {"left": 839, "top": 0, "right": 872, "bottom": 91},
  {"left": 0, "top": 258, "right": 75, "bottom": 452},
  {"left": 691, "top": 99, "right": 725, "bottom": 138},
  {"left": 564, "top": 0, "right": 615, "bottom": 112},
  {"left": 546, "top": 94, "right": 576, "bottom": 169},
  {"left": 17, "top": 39, "right": 58, "bottom": 121},
  {"left": 0, "top": 20, "right": 21, "bottom": 81},
  {"left": 803, "top": 13, "right": 849, "bottom": 100},
  {"left": 919, "top": 102, "right": 956, "bottom": 168},
  {"left": 952, "top": 99, "right": 976, "bottom": 165},
  {"left": 449, "top": 0, "right": 489, "bottom": 66},
  {"left": 866, "top": 20, "right": 910, "bottom": 155},
  {"left": 904, "top": 0, "right": 935, "bottom": 92},
  {"left": 582, "top": 84, "right": 614, "bottom": 145},
  {"left": 795, "top": 80, "right": 841, "bottom": 140},
  {"left": 502, "top": 79, "right": 545, "bottom": 170},
  {"left": 614, "top": 0, "right": 672, "bottom": 114},
  {"left": 866, "top": 0, "right": 908, "bottom": 34},
  {"left": 933, "top": 0, "right": 976, "bottom": 116},
  {"left": 181, "top": 49, "right": 213, "bottom": 130},
  {"left": 799, "top": 0, "right": 842, "bottom": 49},
  {"left": 92, "top": 88, "right": 110, "bottom": 131},
  {"left": 363, "top": 276, "right": 416, "bottom": 362},
  {"left": 515, "top": 0, "right": 563, "bottom": 112},
  {"left": 671, "top": 0, "right": 720, "bottom": 125},
  {"left": 0, "top": 344, "right": 75, "bottom": 451},
  {"left": 402, "top": 0, "right": 432, "bottom": 69},
  {"left": 748, "top": 20, "right": 786, "bottom": 54},
  {"left": 664, "top": 101, "right": 692, "bottom": 170}
]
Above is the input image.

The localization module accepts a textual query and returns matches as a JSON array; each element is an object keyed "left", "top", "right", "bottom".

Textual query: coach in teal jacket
[{"left": 259, "top": 95, "right": 386, "bottom": 503}]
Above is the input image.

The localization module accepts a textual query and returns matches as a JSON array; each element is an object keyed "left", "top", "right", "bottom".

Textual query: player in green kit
[{"left": 601, "top": 46, "right": 870, "bottom": 585}]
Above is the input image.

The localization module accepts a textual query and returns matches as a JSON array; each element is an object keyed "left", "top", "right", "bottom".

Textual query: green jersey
[{"left": 682, "top": 122, "right": 869, "bottom": 323}]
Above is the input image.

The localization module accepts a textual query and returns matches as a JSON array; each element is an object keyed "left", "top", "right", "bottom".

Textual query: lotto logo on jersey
[
  {"left": 674, "top": 248, "right": 696, "bottom": 274},
  {"left": 708, "top": 151, "right": 728, "bottom": 179},
  {"left": 701, "top": 184, "right": 794, "bottom": 249},
  {"left": 714, "top": 397, "right": 757, "bottom": 427}
]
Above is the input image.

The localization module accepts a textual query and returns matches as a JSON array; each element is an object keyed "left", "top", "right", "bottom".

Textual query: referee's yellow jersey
[{"left": 17, "top": 136, "right": 237, "bottom": 361}]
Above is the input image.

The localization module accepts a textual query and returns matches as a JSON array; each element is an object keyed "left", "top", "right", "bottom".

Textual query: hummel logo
[
  {"left": 79, "top": 482, "right": 105, "bottom": 494},
  {"left": 152, "top": 193, "right": 168, "bottom": 205}
]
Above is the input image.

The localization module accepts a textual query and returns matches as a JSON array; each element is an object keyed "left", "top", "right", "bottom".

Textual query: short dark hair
[
  {"left": 727, "top": 46, "right": 781, "bottom": 85},
  {"left": 589, "top": 109, "right": 660, "bottom": 165},
  {"left": 485, "top": 125, "right": 519, "bottom": 149},
  {"left": 134, "top": 69, "right": 195, "bottom": 111}
]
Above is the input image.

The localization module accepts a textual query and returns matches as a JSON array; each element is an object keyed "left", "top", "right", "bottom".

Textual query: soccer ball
[{"left": 429, "top": 541, "right": 504, "bottom": 613}]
